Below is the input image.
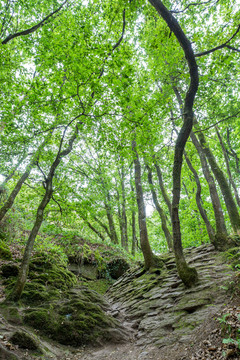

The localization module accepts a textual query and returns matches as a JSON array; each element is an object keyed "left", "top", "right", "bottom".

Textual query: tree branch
[
  {"left": 195, "top": 24, "right": 240, "bottom": 57},
  {"left": 2, "top": 0, "right": 69, "bottom": 44},
  {"left": 193, "top": 111, "right": 240, "bottom": 133}
]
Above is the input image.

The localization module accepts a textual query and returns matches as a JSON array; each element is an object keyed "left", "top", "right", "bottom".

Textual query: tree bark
[
  {"left": 190, "top": 131, "right": 228, "bottom": 246},
  {"left": 132, "top": 140, "right": 154, "bottom": 269},
  {"left": 215, "top": 126, "right": 240, "bottom": 207},
  {"left": 184, "top": 152, "right": 215, "bottom": 243},
  {"left": 93, "top": 216, "right": 112, "bottom": 240},
  {"left": 146, "top": 164, "right": 173, "bottom": 251},
  {"left": 148, "top": 0, "right": 198, "bottom": 286},
  {"left": 120, "top": 165, "right": 128, "bottom": 251},
  {"left": 8, "top": 124, "right": 79, "bottom": 301},
  {"left": 196, "top": 128, "right": 240, "bottom": 234},
  {"left": 173, "top": 85, "right": 228, "bottom": 247},
  {"left": 104, "top": 196, "right": 119, "bottom": 245},
  {"left": 0, "top": 137, "right": 51, "bottom": 222},
  {"left": 154, "top": 161, "right": 172, "bottom": 215}
]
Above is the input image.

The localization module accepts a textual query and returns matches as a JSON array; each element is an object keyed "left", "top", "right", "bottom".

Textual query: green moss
[
  {"left": 23, "top": 288, "right": 119, "bottom": 347},
  {"left": 222, "top": 247, "right": 240, "bottom": 270},
  {"left": 24, "top": 309, "right": 57, "bottom": 333},
  {"left": 10, "top": 331, "right": 41, "bottom": 351},
  {"left": 87, "top": 279, "right": 111, "bottom": 294},
  {"left": 0, "top": 240, "right": 12, "bottom": 260}
]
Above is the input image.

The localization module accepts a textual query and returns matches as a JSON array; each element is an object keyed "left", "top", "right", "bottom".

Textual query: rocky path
[
  {"left": 0, "top": 244, "right": 238, "bottom": 360},
  {"left": 70, "top": 244, "right": 238, "bottom": 360}
]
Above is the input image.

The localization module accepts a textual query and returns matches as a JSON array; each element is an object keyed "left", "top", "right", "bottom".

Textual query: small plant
[{"left": 218, "top": 307, "right": 240, "bottom": 357}]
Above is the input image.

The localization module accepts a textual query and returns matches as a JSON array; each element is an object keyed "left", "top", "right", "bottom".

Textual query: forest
[{"left": 0, "top": 0, "right": 239, "bottom": 359}]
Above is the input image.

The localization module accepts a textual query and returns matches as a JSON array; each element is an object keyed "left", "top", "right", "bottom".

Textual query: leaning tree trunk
[
  {"left": 184, "top": 152, "right": 215, "bottom": 243},
  {"left": 215, "top": 126, "right": 240, "bottom": 208},
  {"left": 93, "top": 215, "right": 112, "bottom": 241},
  {"left": 104, "top": 197, "right": 119, "bottom": 245},
  {"left": 0, "top": 136, "right": 51, "bottom": 222},
  {"left": 173, "top": 85, "right": 228, "bottom": 248},
  {"left": 132, "top": 140, "right": 154, "bottom": 269},
  {"left": 154, "top": 161, "right": 172, "bottom": 215},
  {"left": 146, "top": 164, "right": 173, "bottom": 251},
  {"left": 0, "top": 152, "right": 27, "bottom": 190},
  {"left": 8, "top": 124, "right": 79, "bottom": 302},
  {"left": 190, "top": 131, "right": 228, "bottom": 247},
  {"left": 148, "top": 0, "right": 198, "bottom": 286},
  {"left": 197, "top": 128, "right": 240, "bottom": 234}
]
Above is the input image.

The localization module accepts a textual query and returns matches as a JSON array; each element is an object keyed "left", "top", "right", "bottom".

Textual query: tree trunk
[
  {"left": 93, "top": 216, "right": 112, "bottom": 241},
  {"left": 154, "top": 161, "right": 172, "bottom": 215},
  {"left": 120, "top": 165, "right": 129, "bottom": 251},
  {"left": 172, "top": 85, "right": 227, "bottom": 247},
  {"left": 148, "top": 0, "right": 198, "bottom": 286},
  {"left": 0, "top": 137, "right": 51, "bottom": 222},
  {"left": 104, "top": 196, "right": 119, "bottom": 245},
  {"left": 197, "top": 128, "right": 240, "bottom": 234},
  {"left": 131, "top": 207, "right": 137, "bottom": 256},
  {"left": 215, "top": 126, "right": 240, "bottom": 207},
  {"left": 184, "top": 152, "right": 215, "bottom": 243},
  {"left": 0, "top": 152, "right": 27, "bottom": 189},
  {"left": 8, "top": 124, "right": 79, "bottom": 301},
  {"left": 132, "top": 140, "right": 154, "bottom": 269},
  {"left": 190, "top": 131, "right": 228, "bottom": 246},
  {"left": 227, "top": 128, "right": 240, "bottom": 175},
  {"left": 146, "top": 164, "right": 173, "bottom": 251}
]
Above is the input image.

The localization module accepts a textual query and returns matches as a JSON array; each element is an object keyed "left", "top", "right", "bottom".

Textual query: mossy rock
[
  {"left": 107, "top": 258, "right": 130, "bottom": 279},
  {"left": 0, "top": 240, "right": 12, "bottom": 260},
  {"left": 9, "top": 331, "right": 41, "bottom": 352},
  {"left": 0, "top": 306, "right": 22, "bottom": 325},
  {"left": 24, "top": 287, "right": 125, "bottom": 347},
  {"left": 1, "top": 264, "right": 19, "bottom": 278}
]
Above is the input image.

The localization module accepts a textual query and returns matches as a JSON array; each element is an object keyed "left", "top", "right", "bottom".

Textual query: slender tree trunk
[
  {"left": 196, "top": 128, "right": 240, "bottom": 234},
  {"left": 130, "top": 169, "right": 137, "bottom": 256},
  {"left": 173, "top": 85, "right": 228, "bottom": 247},
  {"left": 79, "top": 213, "right": 105, "bottom": 241},
  {"left": 148, "top": 0, "right": 198, "bottom": 286},
  {"left": 8, "top": 182, "right": 53, "bottom": 301},
  {"left": 190, "top": 131, "right": 228, "bottom": 246},
  {"left": 227, "top": 128, "right": 240, "bottom": 175},
  {"left": 0, "top": 160, "right": 36, "bottom": 222},
  {"left": 154, "top": 161, "right": 172, "bottom": 215},
  {"left": 0, "top": 137, "right": 51, "bottom": 222},
  {"left": 215, "top": 126, "right": 240, "bottom": 207},
  {"left": 146, "top": 164, "right": 173, "bottom": 251},
  {"left": 104, "top": 195, "right": 119, "bottom": 245},
  {"left": 184, "top": 152, "right": 215, "bottom": 243},
  {"left": 0, "top": 152, "right": 27, "bottom": 189},
  {"left": 132, "top": 140, "right": 154, "bottom": 269},
  {"left": 8, "top": 124, "right": 79, "bottom": 301},
  {"left": 131, "top": 207, "right": 137, "bottom": 256},
  {"left": 120, "top": 165, "right": 128, "bottom": 251},
  {"left": 93, "top": 216, "right": 112, "bottom": 240}
]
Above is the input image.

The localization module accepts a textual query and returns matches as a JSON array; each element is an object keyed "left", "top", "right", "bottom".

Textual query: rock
[
  {"left": 1, "top": 264, "right": 19, "bottom": 278},
  {"left": 107, "top": 258, "right": 130, "bottom": 279},
  {"left": 0, "top": 343, "right": 20, "bottom": 360},
  {"left": 23, "top": 285, "right": 127, "bottom": 347},
  {"left": 9, "top": 330, "right": 41, "bottom": 351}
]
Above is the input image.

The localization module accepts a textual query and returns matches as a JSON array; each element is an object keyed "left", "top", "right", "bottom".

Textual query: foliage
[{"left": 0, "top": 0, "right": 239, "bottom": 269}]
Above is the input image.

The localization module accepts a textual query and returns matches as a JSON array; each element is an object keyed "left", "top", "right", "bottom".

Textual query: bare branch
[
  {"left": 171, "top": 0, "right": 218, "bottom": 14},
  {"left": 193, "top": 111, "right": 240, "bottom": 133},
  {"left": 195, "top": 24, "right": 240, "bottom": 57},
  {"left": 2, "top": 0, "right": 69, "bottom": 44}
]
